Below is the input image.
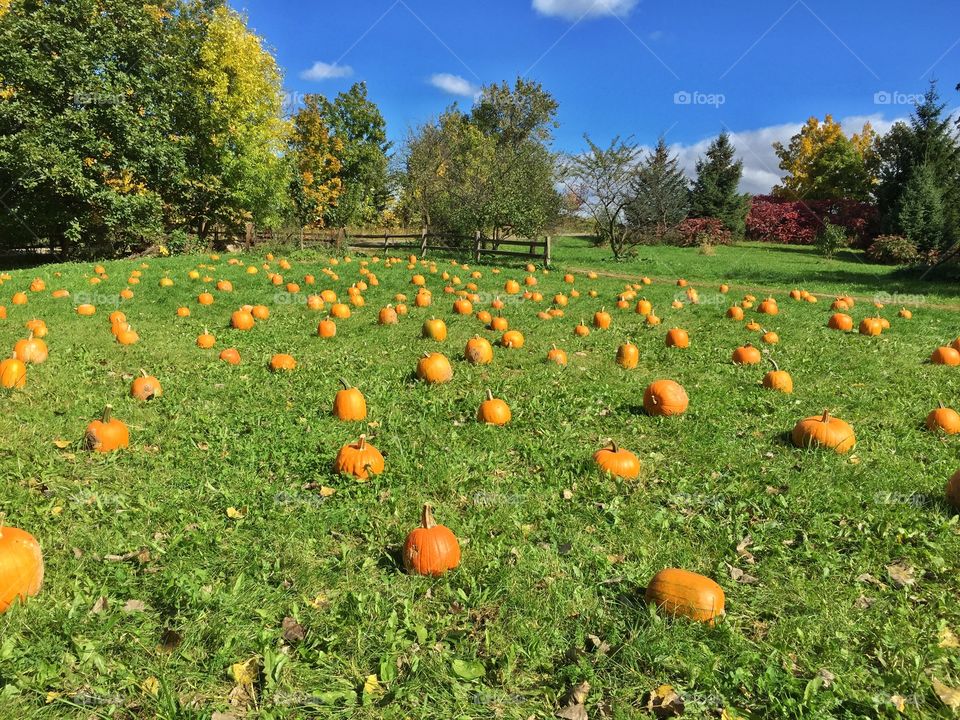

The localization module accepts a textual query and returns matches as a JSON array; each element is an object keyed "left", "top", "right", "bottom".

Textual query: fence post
[
  {"left": 383, "top": 230, "right": 389, "bottom": 253},
  {"left": 244, "top": 222, "right": 253, "bottom": 251},
  {"left": 544, "top": 235, "right": 552, "bottom": 267},
  {"left": 474, "top": 231, "right": 481, "bottom": 263},
  {"left": 420, "top": 228, "right": 428, "bottom": 258},
  {"left": 299, "top": 227, "right": 304, "bottom": 251}
]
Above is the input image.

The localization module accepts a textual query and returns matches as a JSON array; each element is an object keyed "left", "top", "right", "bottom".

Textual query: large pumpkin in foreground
[
  {"left": 643, "top": 380, "right": 689, "bottom": 417},
  {"left": 645, "top": 568, "right": 725, "bottom": 624},
  {"left": 791, "top": 410, "right": 855, "bottom": 453},
  {"left": 0, "top": 525, "right": 44, "bottom": 613},
  {"left": 403, "top": 504, "right": 460, "bottom": 577}
]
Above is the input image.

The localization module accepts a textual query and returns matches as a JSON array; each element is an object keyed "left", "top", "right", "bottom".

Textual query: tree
[
  {"left": 773, "top": 115, "right": 876, "bottom": 201},
  {"left": 689, "top": 131, "right": 751, "bottom": 236},
  {"left": 897, "top": 163, "right": 945, "bottom": 255},
  {"left": 319, "top": 82, "right": 391, "bottom": 228},
  {"left": 626, "top": 137, "right": 689, "bottom": 239},
  {"left": 471, "top": 77, "right": 559, "bottom": 146},
  {"left": 288, "top": 95, "right": 343, "bottom": 228},
  {"left": 561, "top": 135, "right": 643, "bottom": 259}
]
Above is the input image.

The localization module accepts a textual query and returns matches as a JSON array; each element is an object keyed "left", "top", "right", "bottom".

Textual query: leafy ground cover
[{"left": 0, "top": 238, "right": 958, "bottom": 719}]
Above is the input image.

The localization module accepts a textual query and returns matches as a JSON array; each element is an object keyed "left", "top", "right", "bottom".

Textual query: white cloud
[
  {"left": 532, "top": 0, "right": 638, "bottom": 21},
  {"left": 300, "top": 61, "right": 353, "bottom": 81},
  {"left": 430, "top": 73, "right": 480, "bottom": 98},
  {"left": 656, "top": 113, "right": 907, "bottom": 195}
]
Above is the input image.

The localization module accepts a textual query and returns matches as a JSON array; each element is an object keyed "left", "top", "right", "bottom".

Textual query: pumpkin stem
[
  {"left": 421, "top": 503, "right": 437, "bottom": 529},
  {"left": 767, "top": 355, "right": 779, "bottom": 372},
  {"left": 485, "top": 388, "right": 494, "bottom": 401},
  {"left": 357, "top": 434, "right": 366, "bottom": 450},
  {"left": 140, "top": 368, "right": 148, "bottom": 377},
  {"left": 102, "top": 404, "right": 113, "bottom": 423},
  {"left": 820, "top": 409, "right": 831, "bottom": 423},
  {"left": 339, "top": 378, "right": 351, "bottom": 390},
  {"left": 609, "top": 440, "right": 619, "bottom": 453}
]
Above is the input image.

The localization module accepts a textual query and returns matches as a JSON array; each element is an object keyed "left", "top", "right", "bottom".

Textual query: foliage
[
  {"left": 688, "top": 131, "right": 751, "bottom": 236},
  {"left": 674, "top": 217, "right": 732, "bottom": 247},
  {"left": 773, "top": 115, "right": 876, "bottom": 201},
  {"left": 896, "top": 162, "right": 946, "bottom": 256},
  {"left": 289, "top": 96, "right": 343, "bottom": 227},
  {"left": 561, "top": 135, "right": 643, "bottom": 258},
  {"left": 626, "top": 137, "right": 689, "bottom": 239},
  {"left": 864, "top": 234, "right": 920, "bottom": 265},
  {"left": 814, "top": 220, "right": 848, "bottom": 258},
  {"left": 746, "top": 195, "right": 877, "bottom": 247}
]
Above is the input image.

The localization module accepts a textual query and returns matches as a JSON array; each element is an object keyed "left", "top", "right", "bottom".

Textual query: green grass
[{"left": 0, "top": 237, "right": 958, "bottom": 719}]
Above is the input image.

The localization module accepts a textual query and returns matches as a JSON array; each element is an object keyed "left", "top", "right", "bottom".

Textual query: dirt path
[{"left": 566, "top": 266, "right": 960, "bottom": 312}]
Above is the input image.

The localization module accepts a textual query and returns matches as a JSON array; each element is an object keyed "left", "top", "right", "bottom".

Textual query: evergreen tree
[
  {"left": 689, "top": 131, "right": 750, "bottom": 236},
  {"left": 897, "top": 163, "right": 945, "bottom": 254},
  {"left": 626, "top": 137, "right": 689, "bottom": 238}
]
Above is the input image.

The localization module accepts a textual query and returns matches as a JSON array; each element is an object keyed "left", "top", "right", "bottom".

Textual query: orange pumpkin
[
  {"left": 574, "top": 320, "right": 590, "bottom": 337},
  {"left": 616, "top": 342, "right": 639, "bottom": 369},
  {"left": 219, "top": 348, "right": 241, "bottom": 365},
  {"left": 252, "top": 305, "right": 270, "bottom": 320},
  {"left": 931, "top": 346, "right": 960, "bottom": 366},
  {"left": 792, "top": 410, "right": 856, "bottom": 453},
  {"left": 635, "top": 299, "right": 652, "bottom": 315},
  {"left": 130, "top": 370, "right": 162, "bottom": 401},
  {"left": 270, "top": 353, "right": 297, "bottom": 372},
  {"left": 196, "top": 330, "right": 215, "bottom": 349},
  {"left": 452, "top": 298, "right": 473, "bottom": 315},
  {"left": 593, "top": 308, "right": 611, "bottom": 329},
  {"left": 176, "top": 306, "right": 191, "bottom": 318},
  {"left": 859, "top": 317, "right": 883, "bottom": 336},
  {"left": 231, "top": 310, "right": 255, "bottom": 331},
  {"left": 333, "top": 435, "right": 384, "bottom": 481},
  {"left": 464, "top": 336, "right": 494, "bottom": 365},
  {"left": 898, "top": 308, "right": 912, "bottom": 319},
  {"left": 762, "top": 358, "right": 793, "bottom": 394},
  {"left": 732, "top": 344, "right": 762, "bottom": 365},
  {"left": 926, "top": 403, "right": 960, "bottom": 435},
  {"left": 501, "top": 330, "right": 524, "bottom": 349},
  {"left": 403, "top": 504, "right": 460, "bottom": 576},
  {"left": 0, "top": 355, "right": 27, "bottom": 389},
  {"left": 546, "top": 346, "right": 568, "bottom": 366},
  {"left": 757, "top": 298, "right": 779, "bottom": 315},
  {"left": 334, "top": 379, "right": 367, "bottom": 421},
  {"left": 828, "top": 313, "right": 853, "bottom": 332},
  {"left": 643, "top": 379, "right": 689, "bottom": 416},
  {"left": 13, "top": 334, "right": 47, "bottom": 364},
  {"left": 198, "top": 292, "right": 214, "bottom": 306},
  {"left": 76, "top": 303, "right": 96, "bottom": 316},
  {"left": 665, "top": 328, "right": 689, "bottom": 349},
  {"left": 416, "top": 352, "right": 453, "bottom": 383},
  {"left": 422, "top": 317, "right": 447, "bottom": 342},
  {"left": 646, "top": 568, "right": 725, "bottom": 624},
  {"left": 0, "top": 525, "right": 44, "bottom": 613},
  {"left": 330, "top": 303, "right": 351, "bottom": 319},
  {"left": 726, "top": 306, "right": 744, "bottom": 321},
  {"left": 378, "top": 305, "right": 399, "bottom": 325},
  {"left": 317, "top": 318, "right": 337, "bottom": 338},
  {"left": 593, "top": 441, "right": 640, "bottom": 479},
  {"left": 477, "top": 389, "right": 511, "bottom": 425},
  {"left": 85, "top": 405, "right": 130, "bottom": 453}
]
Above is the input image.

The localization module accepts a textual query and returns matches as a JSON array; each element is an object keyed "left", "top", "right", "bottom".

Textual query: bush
[
  {"left": 746, "top": 195, "right": 877, "bottom": 248},
  {"left": 675, "top": 218, "right": 732, "bottom": 247},
  {"left": 816, "top": 222, "right": 848, "bottom": 258},
  {"left": 865, "top": 235, "right": 920, "bottom": 265}
]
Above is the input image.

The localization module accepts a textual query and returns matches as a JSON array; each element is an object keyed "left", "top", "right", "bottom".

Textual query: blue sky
[{"left": 230, "top": 0, "right": 960, "bottom": 193}]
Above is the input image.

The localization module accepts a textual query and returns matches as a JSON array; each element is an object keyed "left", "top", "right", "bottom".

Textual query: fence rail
[{"left": 244, "top": 227, "right": 552, "bottom": 266}]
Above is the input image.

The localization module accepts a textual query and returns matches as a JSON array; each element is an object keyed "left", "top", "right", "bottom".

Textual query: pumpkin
[
  {"left": 0, "top": 355, "right": 27, "bottom": 389},
  {"left": 13, "top": 334, "right": 47, "bottom": 364},
  {"left": 330, "top": 303, "right": 351, "bottom": 319},
  {"left": 726, "top": 306, "right": 744, "bottom": 321},
  {"left": 231, "top": 310, "right": 255, "bottom": 331},
  {"left": 593, "top": 441, "right": 640, "bottom": 479},
  {"left": 477, "top": 389, "right": 511, "bottom": 425},
  {"left": 635, "top": 299, "right": 652, "bottom": 315},
  {"left": 504, "top": 279, "right": 521, "bottom": 294},
  {"left": 453, "top": 298, "right": 473, "bottom": 315},
  {"left": 85, "top": 405, "right": 130, "bottom": 453},
  {"left": 761, "top": 330, "right": 779, "bottom": 345},
  {"left": 501, "top": 330, "right": 524, "bottom": 349},
  {"left": 198, "top": 292, "right": 214, "bottom": 306},
  {"left": 616, "top": 342, "right": 639, "bottom": 369},
  {"left": 564, "top": 273, "right": 575, "bottom": 283},
  {"left": 475, "top": 310, "right": 492, "bottom": 325},
  {"left": 762, "top": 358, "right": 793, "bottom": 394},
  {"left": 757, "top": 298, "right": 778, "bottom": 315},
  {"left": 422, "top": 317, "right": 447, "bottom": 342},
  {"left": 953, "top": 337, "right": 960, "bottom": 352},
  {"left": 130, "top": 370, "right": 162, "bottom": 401},
  {"left": 859, "top": 317, "right": 883, "bottom": 336},
  {"left": 333, "top": 435, "right": 384, "bottom": 480},
  {"left": 76, "top": 303, "right": 96, "bottom": 316},
  {"left": 645, "top": 568, "right": 725, "bottom": 624},
  {"left": 378, "top": 305, "right": 399, "bottom": 325},
  {"left": 197, "top": 330, "right": 215, "bottom": 349},
  {"left": 792, "top": 410, "right": 856, "bottom": 453},
  {"left": 270, "top": 353, "right": 297, "bottom": 372},
  {"left": 546, "top": 346, "right": 568, "bottom": 366},
  {"left": 926, "top": 402, "right": 960, "bottom": 434},
  {"left": 334, "top": 379, "right": 367, "bottom": 421},
  {"left": 732, "top": 344, "right": 762, "bottom": 365},
  {"left": 464, "top": 336, "right": 494, "bottom": 365},
  {"left": 676, "top": 279, "right": 687, "bottom": 287},
  {"left": 593, "top": 308, "right": 612, "bottom": 329},
  {"left": 177, "top": 306, "right": 191, "bottom": 318},
  {"left": 219, "top": 348, "right": 241, "bottom": 365},
  {"left": 931, "top": 346, "right": 960, "bottom": 366},
  {"left": 828, "top": 313, "right": 853, "bottom": 331},
  {"left": 24, "top": 319, "right": 47, "bottom": 338},
  {"left": 108, "top": 310, "right": 126, "bottom": 326},
  {"left": 0, "top": 525, "right": 44, "bottom": 613},
  {"left": 665, "top": 328, "right": 689, "bottom": 349},
  {"left": 831, "top": 299, "right": 850, "bottom": 311},
  {"left": 643, "top": 379, "right": 689, "bottom": 416},
  {"left": 719, "top": 283, "right": 729, "bottom": 294},
  {"left": 403, "top": 504, "right": 460, "bottom": 576},
  {"left": 417, "top": 352, "right": 453, "bottom": 383},
  {"left": 645, "top": 313, "right": 661, "bottom": 326},
  {"left": 745, "top": 320, "right": 762, "bottom": 332},
  {"left": 11, "top": 292, "right": 27, "bottom": 305},
  {"left": 898, "top": 308, "right": 912, "bottom": 319},
  {"left": 115, "top": 324, "right": 139, "bottom": 345},
  {"left": 947, "top": 470, "right": 960, "bottom": 511},
  {"left": 574, "top": 321, "right": 590, "bottom": 337},
  {"left": 316, "top": 318, "right": 336, "bottom": 338}
]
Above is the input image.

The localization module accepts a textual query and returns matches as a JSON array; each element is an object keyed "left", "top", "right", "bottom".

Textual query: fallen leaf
[
  {"left": 362, "top": 674, "right": 382, "bottom": 695},
  {"left": 226, "top": 506, "right": 246, "bottom": 520},
  {"left": 562, "top": 489, "right": 573, "bottom": 500},
  {"left": 307, "top": 594, "right": 328, "bottom": 610},
  {"left": 726, "top": 562, "right": 759, "bottom": 585},
  {"left": 736, "top": 536, "right": 755, "bottom": 564},
  {"left": 230, "top": 656, "right": 260, "bottom": 687},
  {"left": 141, "top": 677, "right": 159, "bottom": 696},
  {"left": 644, "top": 683, "right": 684, "bottom": 718},
  {"left": 50, "top": 506, "right": 63, "bottom": 516},
  {"left": 853, "top": 595, "right": 875, "bottom": 610},
  {"left": 318, "top": 486, "right": 336, "bottom": 497},
  {"left": 90, "top": 596, "right": 109, "bottom": 614},
  {"left": 818, "top": 669, "right": 836, "bottom": 688},
  {"left": 281, "top": 616, "right": 306, "bottom": 643},
  {"left": 886, "top": 563, "right": 915, "bottom": 588},
  {"left": 451, "top": 658, "right": 485, "bottom": 681},
  {"left": 556, "top": 681, "right": 591, "bottom": 720},
  {"left": 932, "top": 678, "right": 960, "bottom": 709},
  {"left": 890, "top": 694, "right": 907, "bottom": 712},
  {"left": 122, "top": 599, "right": 147, "bottom": 613},
  {"left": 52, "top": 438, "right": 71, "bottom": 449},
  {"left": 586, "top": 634, "right": 610, "bottom": 654},
  {"left": 856, "top": 573, "right": 885, "bottom": 588},
  {"left": 939, "top": 627, "right": 959, "bottom": 649}
]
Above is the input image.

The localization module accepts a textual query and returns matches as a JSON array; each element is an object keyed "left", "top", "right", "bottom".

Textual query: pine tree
[
  {"left": 897, "top": 163, "right": 946, "bottom": 254},
  {"left": 689, "top": 131, "right": 751, "bottom": 236},
  {"left": 626, "top": 137, "right": 689, "bottom": 239}
]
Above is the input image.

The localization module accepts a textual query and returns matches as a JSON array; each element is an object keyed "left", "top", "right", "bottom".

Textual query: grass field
[{"left": 0, "top": 237, "right": 959, "bottom": 719}]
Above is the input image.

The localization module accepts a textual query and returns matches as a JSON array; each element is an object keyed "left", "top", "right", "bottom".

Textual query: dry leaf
[
  {"left": 556, "top": 681, "right": 590, "bottom": 720},
  {"left": 122, "top": 599, "right": 147, "bottom": 613},
  {"left": 890, "top": 694, "right": 907, "bottom": 712},
  {"left": 226, "top": 507, "right": 246, "bottom": 520},
  {"left": 562, "top": 489, "right": 573, "bottom": 500},
  {"left": 307, "top": 594, "right": 328, "bottom": 610},
  {"left": 932, "top": 678, "right": 960, "bottom": 709},
  {"left": 141, "top": 677, "right": 160, "bottom": 696},
  {"left": 586, "top": 634, "right": 610, "bottom": 654},
  {"left": 939, "top": 627, "right": 959, "bottom": 649},
  {"left": 856, "top": 573, "right": 885, "bottom": 588},
  {"left": 644, "top": 684, "right": 685, "bottom": 718},
  {"left": 281, "top": 616, "right": 306, "bottom": 643},
  {"left": 362, "top": 674, "right": 382, "bottom": 695},
  {"left": 318, "top": 486, "right": 336, "bottom": 497},
  {"left": 230, "top": 657, "right": 260, "bottom": 687},
  {"left": 158, "top": 628, "right": 182, "bottom": 653},
  {"left": 886, "top": 563, "right": 915, "bottom": 588},
  {"left": 736, "top": 536, "right": 755, "bottom": 564},
  {"left": 90, "top": 596, "right": 109, "bottom": 614},
  {"left": 853, "top": 595, "right": 875, "bottom": 610},
  {"left": 726, "top": 562, "right": 759, "bottom": 585},
  {"left": 52, "top": 438, "right": 71, "bottom": 449},
  {"left": 818, "top": 669, "right": 836, "bottom": 688}
]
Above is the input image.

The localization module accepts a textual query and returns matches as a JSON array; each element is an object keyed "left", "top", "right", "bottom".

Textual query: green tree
[
  {"left": 626, "top": 137, "right": 689, "bottom": 239},
  {"left": 897, "top": 163, "right": 945, "bottom": 254},
  {"left": 689, "top": 131, "right": 751, "bottom": 236},
  {"left": 319, "top": 82, "right": 391, "bottom": 228},
  {"left": 288, "top": 95, "right": 343, "bottom": 228}
]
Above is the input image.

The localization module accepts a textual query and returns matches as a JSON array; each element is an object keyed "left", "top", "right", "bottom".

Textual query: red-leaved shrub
[{"left": 746, "top": 196, "right": 877, "bottom": 248}]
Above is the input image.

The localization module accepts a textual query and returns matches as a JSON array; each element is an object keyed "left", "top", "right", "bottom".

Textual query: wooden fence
[{"left": 244, "top": 226, "right": 552, "bottom": 266}]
